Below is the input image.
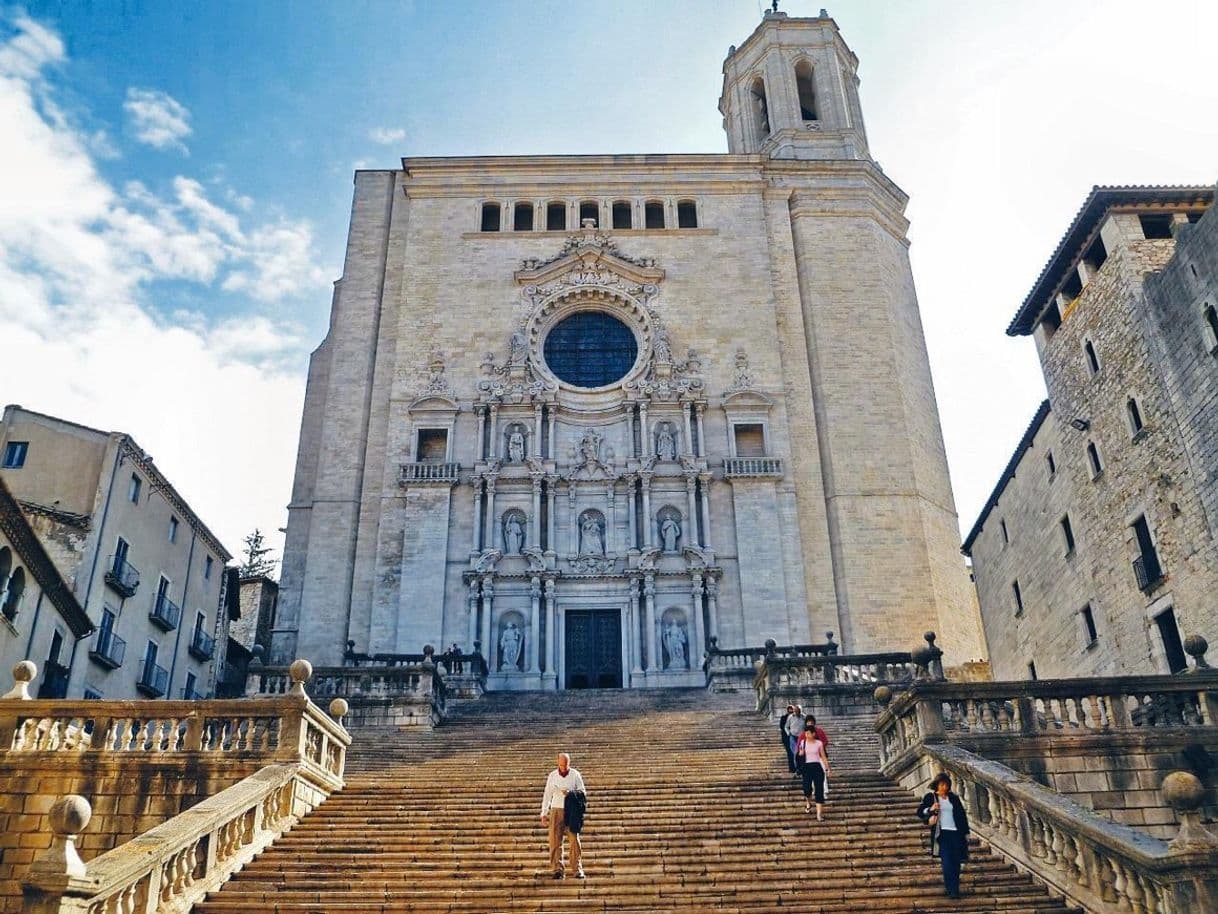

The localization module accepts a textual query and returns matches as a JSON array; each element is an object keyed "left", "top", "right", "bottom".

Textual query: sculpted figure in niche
[
  {"left": 508, "top": 429, "right": 526, "bottom": 463},
  {"left": 660, "top": 513, "right": 681, "bottom": 553},
  {"left": 656, "top": 422, "right": 677, "bottom": 461},
  {"left": 503, "top": 513, "right": 526, "bottom": 554},
  {"left": 499, "top": 621, "right": 523, "bottom": 671},
  {"left": 508, "top": 330, "right": 528, "bottom": 366},
  {"left": 663, "top": 620, "right": 688, "bottom": 670},
  {"left": 580, "top": 513, "right": 606, "bottom": 556}
]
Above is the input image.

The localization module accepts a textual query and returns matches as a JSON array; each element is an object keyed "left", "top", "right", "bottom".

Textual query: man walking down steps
[{"left": 540, "top": 752, "right": 586, "bottom": 879}]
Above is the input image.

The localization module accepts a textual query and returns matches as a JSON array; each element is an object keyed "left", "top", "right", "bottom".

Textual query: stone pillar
[
  {"left": 694, "top": 404, "right": 706, "bottom": 457},
  {"left": 484, "top": 477, "right": 497, "bottom": 553},
  {"left": 685, "top": 476, "right": 699, "bottom": 546},
  {"left": 529, "top": 576, "right": 541, "bottom": 672},
  {"left": 476, "top": 406, "right": 487, "bottom": 460},
  {"left": 481, "top": 577, "right": 494, "bottom": 671},
  {"left": 630, "top": 580, "right": 644, "bottom": 676},
  {"left": 627, "top": 477, "right": 637, "bottom": 549},
  {"left": 488, "top": 404, "right": 499, "bottom": 458},
  {"left": 467, "top": 579, "right": 480, "bottom": 651},
  {"left": 567, "top": 485, "right": 578, "bottom": 555},
  {"left": 544, "top": 578, "right": 557, "bottom": 677},
  {"left": 530, "top": 476, "right": 543, "bottom": 549},
  {"left": 640, "top": 403, "right": 651, "bottom": 458},
  {"left": 706, "top": 577, "right": 720, "bottom": 644},
  {"left": 682, "top": 401, "right": 694, "bottom": 456},
  {"left": 533, "top": 403, "right": 543, "bottom": 457},
  {"left": 689, "top": 574, "right": 704, "bottom": 669},
  {"left": 606, "top": 484, "right": 616, "bottom": 555},
  {"left": 698, "top": 472, "right": 713, "bottom": 549},
  {"left": 472, "top": 477, "right": 485, "bottom": 551},
  {"left": 644, "top": 574, "right": 657, "bottom": 673},
  {"left": 640, "top": 473, "right": 653, "bottom": 549},
  {"left": 545, "top": 479, "right": 557, "bottom": 552},
  {"left": 547, "top": 405, "right": 557, "bottom": 459}
]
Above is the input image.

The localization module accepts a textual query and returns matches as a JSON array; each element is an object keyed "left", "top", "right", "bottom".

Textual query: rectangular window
[
  {"left": 1132, "top": 515, "right": 1163, "bottom": 590},
  {"left": 128, "top": 473, "right": 142, "bottom": 503},
  {"left": 1139, "top": 213, "right": 1174, "bottom": 239},
  {"left": 1081, "top": 603, "right": 1098, "bottom": 646},
  {"left": 1127, "top": 398, "right": 1145, "bottom": 436},
  {"left": 204, "top": 555, "right": 214, "bottom": 580},
  {"left": 644, "top": 201, "right": 665, "bottom": 229},
  {"left": 114, "top": 536, "right": 129, "bottom": 568},
  {"left": 546, "top": 202, "right": 566, "bottom": 231},
  {"left": 676, "top": 200, "right": 698, "bottom": 228},
  {"left": 168, "top": 516, "right": 179, "bottom": 544},
  {"left": 1027, "top": 661, "right": 1038, "bottom": 680},
  {"left": 1046, "top": 451, "right": 1056, "bottom": 477},
  {"left": 2, "top": 441, "right": 28, "bottom": 468},
  {"left": 1012, "top": 580, "right": 1024, "bottom": 615},
  {"left": 144, "top": 640, "right": 158, "bottom": 666},
  {"left": 1084, "top": 340, "right": 1100, "bottom": 374},
  {"left": 416, "top": 428, "right": 448, "bottom": 462},
  {"left": 47, "top": 629, "right": 64, "bottom": 666},
  {"left": 1155, "top": 607, "right": 1188, "bottom": 673},
  {"left": 612, "top": 201, "right": 632, "bottom": 230},
  {"left": 1086, "top": 442, "right": 1103, "bottom": 478},
  {"left": 1060, "top": 514, "right": 1076, "bottom": 555},
  {"left": 732, "top": 423, "right": 766, "bottom": 458},
  {"left": 195, "top": 610, "right": 206, "bottom": 636},
  {"left": 184, "top": 672, "right": 197, "bottom": 699},
  {"left": 513, "top": 202, "right": 533, "bottom": 232}
]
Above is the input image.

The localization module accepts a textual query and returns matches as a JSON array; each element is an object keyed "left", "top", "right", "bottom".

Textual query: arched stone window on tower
[
  {"left": 676, "top": 200, "right": 698, "bottom": 229},
  {"left": 750, "top": 77, "right": 770, "bottom": 140},
  {"left": 546, "top": 201, "right": 567, "bottom": 231},
  {"left": 502, "top": 509, "right": 528, "bottom": 555},
  {"left": 612, "top": 201, "right": 633, "bottom": 230},
  {"left": 579, "top": 201, "right": 599, "bottom": 228},
  {"left": 660, "top": 607, "right": 690, "bottom": 670},
  {"left": 480, "top": 202, "right": 501, "bottom": 232},
  {"left": 644, "top": 201, "right": 665, "bottom": 230},
  {"left": 513, "top": 202, "right": 534, "bottom": 231},
  {"left": 794, "top": 60, "right": 818, "bottom": 122},
  {"left": 657, "top": 506, "right": 683, "bottom": 553}
]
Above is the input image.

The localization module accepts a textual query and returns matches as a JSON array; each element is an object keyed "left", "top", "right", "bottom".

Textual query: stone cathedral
[{"left": 272, "top": 11, "right": 987, "bottom": 688}]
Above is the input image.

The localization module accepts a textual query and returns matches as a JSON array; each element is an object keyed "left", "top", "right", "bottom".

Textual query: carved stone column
[
  {"left": 685, "top": 475, "right": 698, "bottom": 546},
  {"left": 530, "top": 476, "right": 543, "bottom": 550},
  {"left": 705, "top": 577, "right": 720, "bottom": 644},
  {"left": 698, "top": 472, "right": 713, "bottom": 549},
  {"left": 681, "top": 401, "right": 694, "bottom": 456},
  {"left": 630, "top": 579, "right": 644, "bottom": 676},
  {"left": 472, "top": 477, "right": 485, "bottom": 551},
  {"left": 484, "top": 476, "right": 497, "bottom": 553},
  {"left": 467, "top": 579, "right": 480, "bottom": 652},
  {"left": 488, "top": 404, "right": 500, "bottom": 459},
  {"left": 481, "top": 576, "right": 494, "bottom": 671},
  {"left": 694, "top": 403, "right": 706, "bottom": 457},
  {"left": 547, "top": 405, "right": 557, "bottom": 459},
  {"left": 544, "top": 578, "right": 557, "bottom": 678},
  {"left": 476, "top": 406, "right": 487, "bottom": 461},
  {"left": 640, "top": 403, "right": 651, "bottom": 458},
  {"left": 689, "top": 573, "right": 704, "bottom": 670},
  {"left": 606, "top": 483, "right": 616, "bottom": 555},
  {"left": 627, "top": 477, "right": 637, "bottom": 550},
  {"left": 529, "top": 576, "right": 541, "bottom": 672},
  {"left": 533, "top": 403, "right": 543, "bottom": 457},
  {"left": 545, "top": 478, "right": 557, "bottom": 553},
  {"left": 567, "top": 485, "right": 578, "bottom": 555},
  {"left": 640, "top": 472, "right": 653, "bottom": 549},
  {"left": 644, "top": 574, "right": 657, "bottom": 673}
]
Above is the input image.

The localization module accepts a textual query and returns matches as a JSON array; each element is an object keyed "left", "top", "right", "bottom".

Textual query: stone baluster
[
  {"left": 481, "top": 577, "right": 494, "bottom": 671},
  {"left": 467, "top": 579, "right": 480, "bottom": 651},
  {"left": 644, "top": 574, "right": 657, "bottom": 673},
  {"left": 698, "top": 472, "right": 713, "bottom": 549},
  {"left": 528, "top": 577, "right": 541, "bottom": 673},
  {"left": 1184, "top": 636, "right": 1218, "bottom": 724},
  {"left": 530, "top": 476, "right": 543, "bottom": 550}
]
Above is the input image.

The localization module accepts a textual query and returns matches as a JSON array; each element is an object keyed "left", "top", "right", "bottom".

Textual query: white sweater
[{"left": 542, "top": 767, "right": 586, "bottom": 815}]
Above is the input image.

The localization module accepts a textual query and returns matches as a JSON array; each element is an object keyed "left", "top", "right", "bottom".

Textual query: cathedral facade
[{"left": 272, "top": 11, "right": 986, "bottom": 687}]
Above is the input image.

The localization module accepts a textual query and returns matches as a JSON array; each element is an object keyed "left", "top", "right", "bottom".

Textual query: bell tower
[{"left": 719, "top": 9, "right": 869, "bottom": 160}]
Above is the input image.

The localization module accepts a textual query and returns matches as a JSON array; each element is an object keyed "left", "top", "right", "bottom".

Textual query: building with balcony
[
  {"left": 0, "top": 477, "right": 93, "bottom": 697},
  {"left": 964, "top": 185, "right": 1218, "bottom": 679},
  {"left": 272, "top": 10, "right": 987, "bottom": 687},
  {"left": 0, "top": 406, "right": 234, "bottom": 699}
]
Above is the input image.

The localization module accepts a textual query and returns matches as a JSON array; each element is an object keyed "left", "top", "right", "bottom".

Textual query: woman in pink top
[{"left": 796, "top": 719, "right": 830, "bottom": 820}]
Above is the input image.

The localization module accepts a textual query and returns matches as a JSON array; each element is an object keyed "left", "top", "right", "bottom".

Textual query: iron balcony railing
[
  {"left": 105, "top": 555, "right": 140, "bottom": 598},
  {"left": 189, "top": 627, "right": 216, "bottom": 661},
  {"left": 89, "top": 627, "right": 127, "bottom": 670},
  {"left": 181, "top": 685, "right": 205, "bottom": 700},
  {"left": 149, "top": 593, "right": 182, "bottom": 631},
  {"left": 136, "top": 658, "right": 169, "bottom": 698},
  {"left": 1133, "top": 553, "right": 1164, "bottom": 592}
]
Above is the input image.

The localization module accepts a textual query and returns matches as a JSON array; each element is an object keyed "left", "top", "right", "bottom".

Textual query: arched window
[
  {"left": 2, "top": 566, "right": 24, "bottom": 621},
  {"left": 0, "top": 547, "right": 10, "bottom": 598},
  {"left": 1084, "top": 340, "right": 1100, "bottom": 375},
  {"left": 750, "top": 77, "right": 770, "bottom": 139},
  {"left": 676, "top": 200, "right": 698, "bottom": 228},
  {"left": 480, "top": 202, "right": 501, "bottom": 232},
  {"left": 546, "top": 202, "right": 567, "bottom": 231},
  {"left": 1086, "top": 441, "right": 1103, "bottom": 478},
  {"left": 579, "top": 201, "right": 599, "bottom": 228},
  {"left": 644, "top": 201, "right": 665, "bottom": 230},
  {"left": 612, "top": 201, "right": 632, "bottom": 230},
  {"left": 794, "top": 59, "right": 818, "bottom": 121},
  {"left": 513, "top": 202, "right": 534, "bottom": 231},
  {"left": 1127, "top": 397, "right": 1145, "bottom": 436}
]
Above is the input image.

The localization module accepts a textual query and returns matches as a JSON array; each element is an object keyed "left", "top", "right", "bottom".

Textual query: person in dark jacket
[
  {"left": 779, "top": 705, "right": 797, "bottom": 772},
  {"left": 916, "top": 773, "right": 971, "bottom": 898}
]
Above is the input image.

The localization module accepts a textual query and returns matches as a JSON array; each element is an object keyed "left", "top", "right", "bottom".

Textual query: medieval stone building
[
  {"left": 964, "top": 185, "right": 1217, "bottom": 680},
  {"left": 273, "top": 11, "right": 986, "bottom": 686}
]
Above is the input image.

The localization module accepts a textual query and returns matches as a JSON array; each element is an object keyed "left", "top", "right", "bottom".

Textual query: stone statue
[
  {"left": 508, "top": 430, "right": 525, "bottom": 463},
  {"left": 578, "top": 429, "right": 602, "bottom": 465},
  {"left": 653, "top": 326, "right": 673, "bottom": 363},
  {"left": 580, "top": 514, "right": 605, "bottom": 556},
  {"left": 499, "top": 622, "right": 523, "bottom": 671},
  {"left": 508, "top": 330, "right": 528, "bottom": 366},
  {"left": 660, "top": 515, "right": 681, "bottom": 552},
  {"left": 503, "top": 514, "right": 525, "bottom": 554},
  {"left": 664, "top": 621, "right": 688, "bottom": 669},
  {"left": 656, "top": 423, "right": 677, "bottom": 461}
]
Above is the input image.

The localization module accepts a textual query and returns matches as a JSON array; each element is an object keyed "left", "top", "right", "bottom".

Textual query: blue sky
[{"left": 3, "top": 0, "right": 1217, "bottom": 565}]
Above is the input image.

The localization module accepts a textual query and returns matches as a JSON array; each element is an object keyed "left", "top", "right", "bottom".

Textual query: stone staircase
[{"left": 195, "top": 689, "right": 1080, "bottom": 913}]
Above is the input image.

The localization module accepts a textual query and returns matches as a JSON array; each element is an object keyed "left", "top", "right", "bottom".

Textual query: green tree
[{"left": 239, "top": 528, "right": 278, "bottom": 578}]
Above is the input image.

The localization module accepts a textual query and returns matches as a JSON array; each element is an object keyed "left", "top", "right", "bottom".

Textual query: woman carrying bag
[
  {"left": 795, "top": 718, "right": 830, "bottom": 820},
  {"left": 916, "top": 773, "right": 971, "bottom": 899}
]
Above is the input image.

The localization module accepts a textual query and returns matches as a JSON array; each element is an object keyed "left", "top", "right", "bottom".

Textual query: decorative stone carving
[
  {"left": 472, "top": 549, "right": 502, "bottom": 572},
  {"left": 423, "top": 351, "right": 450, "bottom": 394},
  {"left": 502, "top": 511, "right": 526, "bottom": 554},
  {"left": 579, "top": 510, "right": 606, "bottom": 556},
  {"left": 662, "top": 610, "right": 689, "bottom": 670},
  {"left": 566, "top": 428, "right": 616, "bottom": 480},
  {"left": 637, "top": 547, "right": 662, "bottom": 571},
  {"left": 505, "top": 424, "right": 527, "bottom": 463},
  {"left": 657, "top": 507, "right": 682, "bottom": 553},
  {"left": 498, "top": 620, "right": 524, "bottom": 672},
  {"left": 570, "top": 554, "right": 616, "bottom": 574},
  {"left": 682, "top": 545, "right": 712, "bottom": 569},
  {"left": 521, "top": 547, "right": 547, "bottom": 573},
  {"left": 655, "top": 422, "right": 678, "bottom": 461},
  {"left": 727, "top": 346, "right": 756, "bottom": 392}
]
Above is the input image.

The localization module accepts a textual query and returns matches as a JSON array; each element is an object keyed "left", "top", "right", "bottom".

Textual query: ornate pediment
[{"left": 516, "top": 229, "right": 664, "bottom": 310}]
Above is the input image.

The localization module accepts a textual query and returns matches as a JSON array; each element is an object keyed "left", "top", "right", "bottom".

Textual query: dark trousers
[
  {"left": 782, "top": 733, "right": 796, "bottom": 771},
  {"left": 801, "top": 761, "right": 825, "bottom": 802},
  {"left": 938, "top": 830, "right": 964, "bottom": 896}
]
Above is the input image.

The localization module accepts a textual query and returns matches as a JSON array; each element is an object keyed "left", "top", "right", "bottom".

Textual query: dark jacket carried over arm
[
  {"left": 916, "top": 791, "right": 970, "bottom": 859},
  {"left": 564, "top": 790, "right": 588, "bottom": 834}
]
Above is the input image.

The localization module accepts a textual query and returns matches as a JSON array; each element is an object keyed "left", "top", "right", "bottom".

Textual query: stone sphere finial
[
  {"left": 825, "top": 631, "right": 835, "bottom": 643},
  {"left": 1183, "top": 635, "right": 1210, "bottom": 670},
  {"left": 2, "top": 660, "right": 37, "bottom": 700},
  {"left": 38, "top": 795, "right": 92, "bottom": 878},
  {"left": 472, "top": 640, "right": 483, "bottom": 655},
  {"left": 924, "top": 631, "right": 938, "bottom": 647},
  {"left": 911, "top": 644, "right": 935, "bottom": 666},
  {"left": 50, "top": 795, "right": 92, "bottom": 836},
  {"left": 422, "top": 644, "right": 435, "bottom": 659},
  {"left": 288, "top": 658, "right": 313, "bottom": 696},
  {"left": 764, "top": 638, "right": 777, "bottom": 653},
  {"left": 251, "top": 644, "right": 265, "bottom": 664},
  {"left": 328, "top": 698, "right": 349, "bottom": 721},
  {"left": 1163, "top": 771, "right": 1206, "bottom": 812},
  {"left": 873, "top": 685, "right": 893, "bottom": 706}
]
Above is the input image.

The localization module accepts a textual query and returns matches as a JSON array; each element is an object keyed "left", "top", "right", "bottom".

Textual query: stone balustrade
[
  {"left": 398, "top": 462, "right": 461, "bottom": 485},
  {"left": 722, "top": 457, "right": 783, "bottom": 478},
  {"left": 703, "top": 635, "right": 838, "bottom": 692},
  {"left": 754, "top": 649, "right": 918, "bottom": 716}
]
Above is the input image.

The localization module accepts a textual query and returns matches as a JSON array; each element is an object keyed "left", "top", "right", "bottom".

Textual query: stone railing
[
  {"left": 754, "top": 648, "right": 918, "bottom": 716},
  {"left": 897, "top": 743, "right": 1218, "bottom": 913},
  {"left": 247, "top": 657, "right": 449, "bottom": 728},
  {"left": 12, "top": 659, "right": 352, "bottom": 914},
  {"left": 398, "top": 462, "right": 460, "bottom": 485},
  {"left": 703, "top": 635, "right": 838, "bottom": 692},
  {"left": 722, "top": 457, "right": 783, "bottom": 479}
]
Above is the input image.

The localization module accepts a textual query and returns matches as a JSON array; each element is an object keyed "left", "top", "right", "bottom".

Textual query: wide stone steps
[{"left": 195, "top": 689, "right": 1079, "bottom": 914}]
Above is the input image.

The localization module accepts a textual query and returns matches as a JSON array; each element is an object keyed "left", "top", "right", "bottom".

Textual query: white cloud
[
  {"left": 0, "top": 14, "right": 332, "bottom": 560},
  {"left": 123, "top": 86, "right": 191, "bottom": 152},
  {"left": 368, "top": 126, "right": 405, "bottom": 145}
]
